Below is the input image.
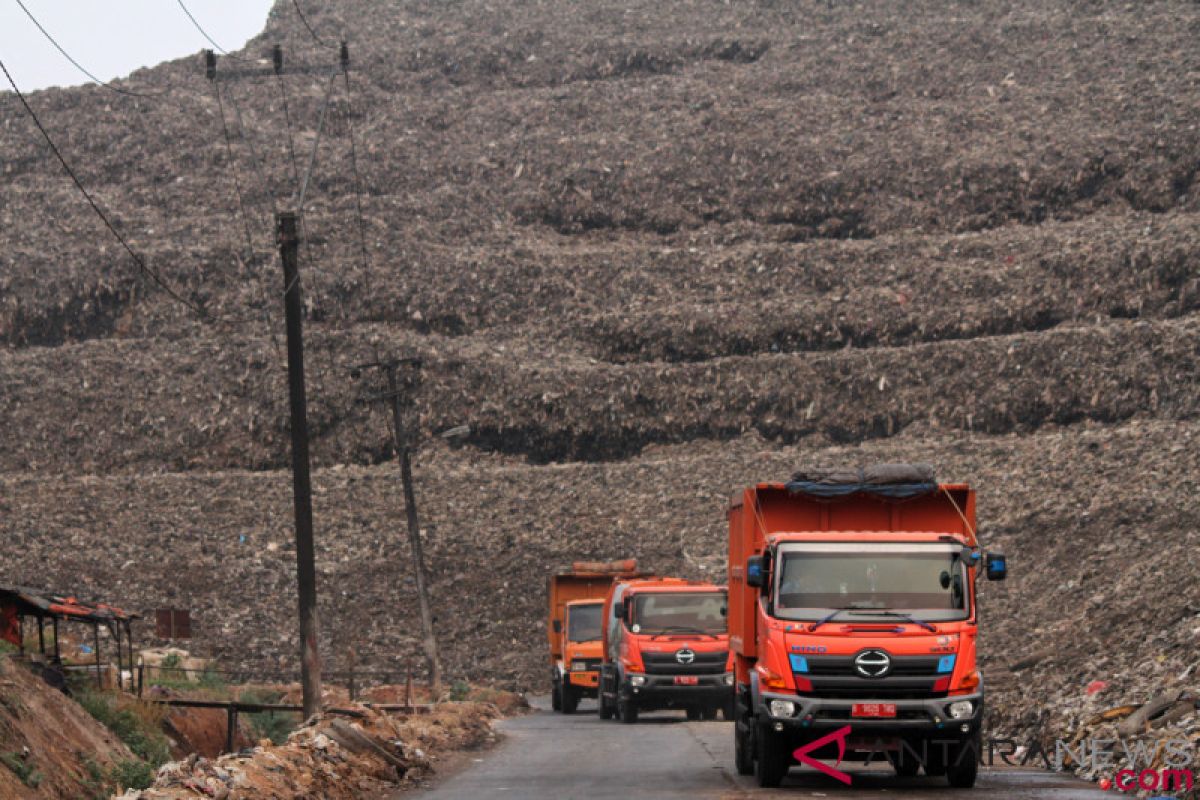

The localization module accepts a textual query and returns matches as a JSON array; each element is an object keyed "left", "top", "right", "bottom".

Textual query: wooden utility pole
[
  {"left": 278, "top": 211, "right": 322, "bottom": 718},
  {"left": 355, "top": 358, "right": 442, "bottom": 694}
]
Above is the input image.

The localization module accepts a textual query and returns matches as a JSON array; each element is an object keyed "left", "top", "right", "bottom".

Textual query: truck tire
[
  {"left": 618, "top": 695, "right": 639, "bottom": 724},
  {"left": 561, "top": 686, "right": 580, "bottom": 715},
  {"left": 734, "top": 719, "right": 755, "bottom": 775},
  {"left": 598, "top": 691, "right": 614, "bottom": 720},
  {"left": 946, "top": 735, "right": 980, "bottom": 788},
  {"left": 721, "top": 695, "right": 736, "bottom": 721},
  {"left": 755, "top": 724, "right": 789, "bottom": 788},
  {"left": 700, "top": 704, "right": 719, "bottom": 721},
  {"left": 551, "top": 681, "right": 562, "bottom": 712},
  {"left": 686, "top": 706, "right": 702, "bottom": 721}
]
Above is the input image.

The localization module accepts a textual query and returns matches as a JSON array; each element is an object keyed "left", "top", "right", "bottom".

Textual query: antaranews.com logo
[{"left": 788, "top": 728, "right": 1197, "bottom": 795}]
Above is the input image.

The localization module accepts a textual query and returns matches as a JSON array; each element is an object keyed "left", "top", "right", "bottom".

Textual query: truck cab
[
  {"left": 598, "top": 578, "right": 734, "bottom": 723},
  {"left": 557, "top": 599, "right": 605, "bottom": 712},
  {"left": 728, "top": 468, "right": 1007, "bottom": 788},
  {"left": 548, "top": 560, "right": 645, "bottom": 714}
]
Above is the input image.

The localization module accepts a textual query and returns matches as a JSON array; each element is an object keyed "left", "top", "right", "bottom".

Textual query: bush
[
  {"left": 0, "top": 751, "right": 42, "bottom": 788},
  {"left": 109, "top": 759, "right": 156, "bottom": 791},
  {"left": 449, "top": 680, "right": 471, "bottom": 701},
  {"left": 77, "top": 691, "right": 171, "bottom": 767},
  {"left": 239, "top": 688, "right": 299, "bottom": 745}
]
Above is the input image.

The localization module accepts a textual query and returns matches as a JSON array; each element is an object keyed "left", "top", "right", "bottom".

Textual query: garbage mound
[{"left": 116, "top": 701, "right": 502, "bottom": 800}]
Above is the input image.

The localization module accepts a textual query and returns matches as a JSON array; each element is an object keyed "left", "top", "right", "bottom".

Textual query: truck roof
[
  {"left": 620, "top": 580, "right": 726, "bottom": 595},
  {"left": 766, "top": 530, "right": 971, "bottom": 543},
  {"left": 564, "top": 598, "right": 605, "bottom": 608}
]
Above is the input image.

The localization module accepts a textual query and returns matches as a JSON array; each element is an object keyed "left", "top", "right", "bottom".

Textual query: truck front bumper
[
  {"left": 757, "top": 690, "right": 984, "bottom": 737},
  {"left": 624, "top": 672, "right": 734, "bottom": 704},
  {"left": 567, "top": 670, "right": 600, "bottom": 689}
]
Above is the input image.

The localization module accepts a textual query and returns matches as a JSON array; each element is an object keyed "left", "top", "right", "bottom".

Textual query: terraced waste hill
[{"left": 2, "top": 0, "right": 1198, "bottom": 759}]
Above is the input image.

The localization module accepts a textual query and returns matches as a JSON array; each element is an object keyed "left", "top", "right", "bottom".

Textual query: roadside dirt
[{"left": 0, "top": 657, "right": 134, "bottom": 799}]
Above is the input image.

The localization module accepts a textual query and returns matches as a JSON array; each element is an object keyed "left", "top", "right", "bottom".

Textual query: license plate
[
  {"left": 852, "top": 703, "right": 897, "bottom": 718},
  {"left": 674, "top": 676, "right": 699, "bottom": 686}
]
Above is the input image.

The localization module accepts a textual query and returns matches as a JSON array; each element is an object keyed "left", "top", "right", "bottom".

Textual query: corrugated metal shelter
[{"left": 0, "top": 584, "right": 138, "bottom": 690}]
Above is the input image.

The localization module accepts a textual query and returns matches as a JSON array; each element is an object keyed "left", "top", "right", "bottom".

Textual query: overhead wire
[
  {"left": 295, "top": 71, "right": 340, "bottom": 215},
  {"left": 291, "top": 0, "right": 339, "bottom": 51},
  {"left": 340, "top": 60, "right": 373, "bottom": 299},
  {"left": 0, "top": 55, "right": 218, "bottom": 322},
  {"left": 12, "top": 0, "right": 170, "bottom": 99},
  {"left": 175, "top": 0, "right": 252, "bottom": 62}
]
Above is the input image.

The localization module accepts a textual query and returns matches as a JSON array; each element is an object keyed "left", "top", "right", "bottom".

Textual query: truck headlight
[
  {"left": 571, "top": 660, "right": 588, "bottom": 671},
  {"left": 768, "top": 699, "right": 797, "bottom": 718},
  {"left": 723, "top": 674, "right": 734, "bottom": 686},
  {"left": 630, "top": 675, "right": 646, "bottom": 687},
  {"left": 947, "top": 700, "right": 974, "bottom": 719}
]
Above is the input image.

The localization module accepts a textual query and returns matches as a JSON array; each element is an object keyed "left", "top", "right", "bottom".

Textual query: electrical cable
[
  {"left": 340, "top": 66, "right": 372, "bottom": 297},
  {"left": 175, "top": 0, "right": 251, "bottom": 62},
  {"left": 12, "top": 0, "right": 171, "bottom": 99},
  {"left": 274, "top": 71, "right": 301, "bottom": 185},
  {"left": 224, "top": 83, "right": 280, "bottom": 218},
  {"left": 291, "top": 0, "right": 338, "bottom": 50},
  {"left": 295, "top": 71, "right": 339, "bottom": 214},
  {"left": 0, "top": 55, "right": 217, "bottom": 322}
]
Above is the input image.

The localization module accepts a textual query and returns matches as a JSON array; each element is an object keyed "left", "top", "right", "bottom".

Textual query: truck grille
[
  {"left": 642, "top": 651, "right": 727, "bottom": 675},
  {"left": 799, "top": 654, "right": 948, "bottom": 699}
]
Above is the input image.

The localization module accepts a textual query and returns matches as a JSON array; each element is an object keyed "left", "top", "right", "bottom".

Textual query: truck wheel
[
  {"left": 551, "top": 682, "right": 562, "bottom": 712},
  {"left": 561, "top": 686, "right": 580, "bottom": 715},
  {"left": 685, "top": 706, "right": 702, "bottom": 721},
  {"left": 734, "top": 718, "right": 755, "bottom": 775},
  {"left": 721, "top": 695, "right": 736, "bottom": 721},
  {"left": 755, "top": 724, "right": 789, "bottom": 788},
  {"left": 618, "top": 695, "right": 639, "bottom": 724},
  {"left": 700, "top": 704, "right": 719, "bottom": 721},
  {"left": 891, "top": 751, "right": 919, "bottom": 777},
  {"left": 946, "top": 735, "right": 980, "bottom": 788},
  {"left": 598, "top": 691, "right": 614, "bottom": 720}
]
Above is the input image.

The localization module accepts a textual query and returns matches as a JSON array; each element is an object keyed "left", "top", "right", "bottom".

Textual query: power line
[
  {"left": 0, "top": 55, "right": 216, "bottom": 322},
  {"left": 340, "top": 59, "right": 372, "bottom": 297},
  {"left": 175, "top": 0, "right": 251, "bottom": 62},
  {"left": 14, "top": 0, "right": 167, "bottom": 99},
  {"left": 296, "top": 71, "right": 339, "bottom": 214},
  {"left": 291, "top": 0, "right": 338, "bottom": 50}
]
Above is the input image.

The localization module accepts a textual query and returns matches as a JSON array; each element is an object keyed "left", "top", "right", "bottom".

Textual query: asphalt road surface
[{"left": 417, "top": 698, "right": 1111, "bottom": 799}]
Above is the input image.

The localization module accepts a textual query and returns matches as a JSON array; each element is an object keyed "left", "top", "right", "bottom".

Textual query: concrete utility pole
[
  {"left": 278, "top": 211, "right": 322, "bottom": 719},
  {"left": 356, "top": 357, "right": 442, "bottom": 694}
]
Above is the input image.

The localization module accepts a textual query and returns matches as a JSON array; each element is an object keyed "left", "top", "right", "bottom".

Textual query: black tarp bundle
[{"left": 786, "top": 463, "right": 936, "bottom": 498}]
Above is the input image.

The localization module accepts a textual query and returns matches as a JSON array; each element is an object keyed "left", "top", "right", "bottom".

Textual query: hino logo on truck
[
  {"left": 854, "top": 650, "right": 891, "bottom": 678},
  {"left": 675, "top": 648, "right": 696, "bottom": 664}
]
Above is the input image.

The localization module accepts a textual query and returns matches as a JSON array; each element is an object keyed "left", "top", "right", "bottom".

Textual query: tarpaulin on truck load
[{"left": 786, "top": 463, "right": 936, "bottom": 498}]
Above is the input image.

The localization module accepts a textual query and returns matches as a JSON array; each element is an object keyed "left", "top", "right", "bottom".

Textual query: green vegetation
[
  {"left": 108, "top": 759, "right": 156, "bottom": 791},
  {"left": 239, "top": 688, "right": 300, "bottom": 745},
  {"left": 77, "top": 691, "right": 171, "bottom": 767},
  {"left": 449, "top": 680, "right": 471, "bottom": 701},
  {"left": 0, "top": 751, "right": 42, "bottom": 788}
]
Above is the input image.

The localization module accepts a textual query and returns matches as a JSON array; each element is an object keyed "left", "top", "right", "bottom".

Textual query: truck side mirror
[
  {"left": 552, "top": 620, "right": 562, "bottom": 633},
  {"left": 746, "top": 555, "right": 764, "bottom": 588},
  {"left": 985, "top": 553, "right": 1008, "bottom": 581}
]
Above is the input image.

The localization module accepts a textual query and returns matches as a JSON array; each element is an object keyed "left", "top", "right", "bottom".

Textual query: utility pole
[
  {"left": 278, "top": 211, "right": 322, "bottom": 718},
  {"left": 355, "top": 357, "right": 442, "bottom": 694}
]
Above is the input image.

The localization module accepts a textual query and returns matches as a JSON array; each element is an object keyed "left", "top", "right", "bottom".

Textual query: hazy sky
[{"left": 0, "top": 0, "right": 274, "bottom": 92}]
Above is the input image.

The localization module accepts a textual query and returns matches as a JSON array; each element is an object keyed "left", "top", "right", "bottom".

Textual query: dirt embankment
[
  {"left": 0, "top": 657, "right": 135, "bottom": 799},
  {"left": 118, "top": 692, "right": 520, "bottom": 800}
]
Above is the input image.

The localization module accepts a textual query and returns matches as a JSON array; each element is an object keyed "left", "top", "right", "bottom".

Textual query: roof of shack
[{"left": 0, "top": 584, "right": 138, "bottom": 623}]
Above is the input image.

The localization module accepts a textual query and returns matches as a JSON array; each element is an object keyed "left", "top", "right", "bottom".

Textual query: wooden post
[
  {"left": 278, "top": 210, "right": 322, "bottom": 720},
  {"left": 93, "top": 624, "right": 102, "bottom": 689},
  {"left": 386, "top": 366, "right": 442, "bottom": 695},
  {"left": 37, "top": 616, "right": 45, "bottom": 655}
]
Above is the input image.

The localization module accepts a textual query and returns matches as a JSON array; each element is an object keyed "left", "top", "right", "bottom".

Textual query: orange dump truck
[
  {"left": 548, "top": 560, "right": 644, "bottom": 714},
  {"left": 597, "top": 577, "right": 733, "bottom": 723},
  {"left": 727, "top": 466, "right": 1007, "bottom": 788}
]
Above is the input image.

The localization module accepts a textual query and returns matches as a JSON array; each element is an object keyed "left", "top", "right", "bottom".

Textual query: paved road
[{"left": 418, "top": 699, "right": 1110, "bottom": 799}]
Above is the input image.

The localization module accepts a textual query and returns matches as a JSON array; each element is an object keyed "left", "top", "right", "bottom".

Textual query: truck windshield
[
  {"left": 632, "top": 591, "right": 727, "bottom": 634},
  {"left": 567, "top": 603, "right": 603, "bottom": 642},
  {"left": 774, "top": 543, "right": 969, "bottom": 622}
]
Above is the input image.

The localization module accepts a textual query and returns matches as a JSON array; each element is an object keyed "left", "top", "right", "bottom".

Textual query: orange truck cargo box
[{"left": 726, "top": 468, "right": 1007, "bottom": 789}]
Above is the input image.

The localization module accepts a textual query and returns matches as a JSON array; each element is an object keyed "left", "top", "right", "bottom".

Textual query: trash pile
[{"left": 115, "top": 701, "right": 502, "bottom": 800}]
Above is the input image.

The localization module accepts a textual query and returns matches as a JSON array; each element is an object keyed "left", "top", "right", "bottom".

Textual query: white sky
[{"left": 0, "top": 0, "right": 274, "bottom": 91}]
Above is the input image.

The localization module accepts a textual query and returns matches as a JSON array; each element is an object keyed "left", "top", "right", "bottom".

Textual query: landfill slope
[{"left": 1, "top": 0, "right": 1198, "bottom": 776}]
